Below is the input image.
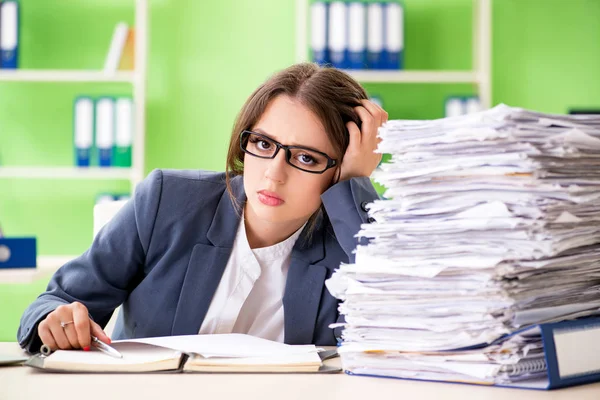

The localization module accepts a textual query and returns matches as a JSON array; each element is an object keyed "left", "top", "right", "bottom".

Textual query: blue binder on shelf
[
  {"left": 383, "top": 1, "right": 404, "bottom": 69},
  {"left": 310, "top": 1, "right": 328, "bottom": 65},
  {"left": 327, "top": 1, "right": 347, "bottom": 69},
  {"left": 73, "top": 96, "right": 94, "bottom": 167},
  {"left": 95, "top": 97, "right": 116, "bottom": 167},
  {"left": 366, "top": 2, "right": 384, "bottom": 69},
  {"left": 347, "top": 2, "right": 366, "bottom": 70},
  {"left": 0, "top": 0, "right": 19, "bottom": 69},
  {"left": 0, "top": 238, "right": 36, "bottom": 269},
  {"left": 346, "top": 316, "right": 600, "bottom": 390}
]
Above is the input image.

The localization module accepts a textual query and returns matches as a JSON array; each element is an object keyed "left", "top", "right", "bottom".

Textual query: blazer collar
[{"left": 206, "top": 174, "right": 245, "bottom": 248}]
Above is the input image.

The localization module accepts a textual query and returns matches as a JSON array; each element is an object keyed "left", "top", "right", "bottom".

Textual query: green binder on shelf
[{"left": 114, "top": 96, "right": 133, "bottom": 167}]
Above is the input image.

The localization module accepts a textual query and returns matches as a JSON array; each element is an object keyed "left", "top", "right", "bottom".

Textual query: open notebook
[{"left": 25, "top": 333, "right": 340, "bottom": 374}]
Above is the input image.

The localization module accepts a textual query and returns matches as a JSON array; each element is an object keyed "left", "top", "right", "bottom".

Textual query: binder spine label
[{"left": 553, "top": 323, "right": 600, "bottom": 379}]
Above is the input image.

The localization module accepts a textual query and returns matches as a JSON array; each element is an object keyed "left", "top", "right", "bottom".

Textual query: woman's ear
[{"left": 331, "top": 165, "right": 342, "bottom": 186}]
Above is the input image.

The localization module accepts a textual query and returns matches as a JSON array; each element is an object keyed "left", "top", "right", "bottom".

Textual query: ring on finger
[{"left": 60, "top": 320, "right": 74, "bottom": 329}]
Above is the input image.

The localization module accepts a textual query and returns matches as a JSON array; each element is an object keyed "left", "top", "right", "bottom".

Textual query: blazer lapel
[
  {"left": 283, "top": 213, "right": 328, "bottom": 344},
  {"left": 171, "top": 175, "right": 245, "bottom": 335}
]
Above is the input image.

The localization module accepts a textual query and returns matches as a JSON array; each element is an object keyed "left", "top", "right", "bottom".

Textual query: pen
[
  {"left": 91, "top": 336, "right": 123, "bottom": 359},
  {"left": 40, "top": 336, "right": 123, "bottom": 359}
]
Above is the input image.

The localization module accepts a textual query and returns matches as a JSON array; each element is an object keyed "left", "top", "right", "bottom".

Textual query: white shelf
[
  {"left": 0, "top": 70, "right": 135, "bottom": 83},
  {"left": 0, "top": 255, "right": 76, "bottom": 283},
  {"left": 344, "top": 70, "right": 478, "bottom": 84},
  {"left": 0, "top": 167, "right": 133, "bottom": 180}
]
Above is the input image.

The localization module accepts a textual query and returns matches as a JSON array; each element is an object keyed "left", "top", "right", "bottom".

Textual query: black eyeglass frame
[{"left": 239, "top": 130, "right": 338, "bottom": 174}]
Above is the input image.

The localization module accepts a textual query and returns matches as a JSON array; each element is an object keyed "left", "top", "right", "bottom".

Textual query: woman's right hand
[{"left": 38, "top": 301, "right": 112, "bottom": 351}]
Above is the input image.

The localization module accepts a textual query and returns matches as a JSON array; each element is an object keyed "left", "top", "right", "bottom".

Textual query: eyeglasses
[{"left": 239, "top": 130, "right": 337, "bottom": 174}]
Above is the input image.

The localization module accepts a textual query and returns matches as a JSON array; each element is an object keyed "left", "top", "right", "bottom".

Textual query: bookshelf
[
  {"left": 0, "top": 0, "right": 148, "bottom": 190},
  {"left": 295, "top": 0, "right": 492, "bottom": 108},
  {"left": 0, "top": 0, "right": 149, "bottom": 275}
]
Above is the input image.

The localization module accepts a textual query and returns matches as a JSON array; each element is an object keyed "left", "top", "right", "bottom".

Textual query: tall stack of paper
[{"left": 326, "top": 104, "right": 600, "bottom": 389}]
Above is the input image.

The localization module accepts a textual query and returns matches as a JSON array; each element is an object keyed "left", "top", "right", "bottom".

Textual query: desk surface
[{"left": 1, "top": 342, "right": 600, "bottom": 400}]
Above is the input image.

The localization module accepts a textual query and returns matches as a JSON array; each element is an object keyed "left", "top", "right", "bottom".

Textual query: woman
[{"left": 18, "top": 63, "right": 385, "bottom": 352}]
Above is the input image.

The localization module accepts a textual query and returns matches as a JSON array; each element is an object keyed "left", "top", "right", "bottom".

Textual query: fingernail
[
  {"left": 106, "top": 338, "right": 112, "bottom": 344},
  {"left": 83, "top": 346, "right": 90, "bottom": 351}
]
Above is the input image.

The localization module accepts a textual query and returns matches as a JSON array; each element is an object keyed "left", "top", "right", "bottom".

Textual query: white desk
[{"left": 1, "top": 342, "right": 599, "bottom": 400}]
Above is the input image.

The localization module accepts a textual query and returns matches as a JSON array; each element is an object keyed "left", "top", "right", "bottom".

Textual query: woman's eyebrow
[
  {"left": 253, "top": 128, "right": 328, "bottom": 154},
  {"left": 253, "top": 128, "right": 277, "bottom": 141}
]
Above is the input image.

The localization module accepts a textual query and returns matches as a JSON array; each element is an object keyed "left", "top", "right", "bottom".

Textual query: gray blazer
[{"left": 18, "top": 169, "right": 379, "bottom": 352}]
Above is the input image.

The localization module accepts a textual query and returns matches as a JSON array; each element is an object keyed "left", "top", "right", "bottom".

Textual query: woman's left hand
[{"left": 338, "top": 99, "right": 387, "bottom": 182}]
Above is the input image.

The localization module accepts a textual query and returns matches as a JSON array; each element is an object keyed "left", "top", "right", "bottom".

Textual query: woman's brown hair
[{"left": 225, "top": 62, "right": 369, "bottom": 236}]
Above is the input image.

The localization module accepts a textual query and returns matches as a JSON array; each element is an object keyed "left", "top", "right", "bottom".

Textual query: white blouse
[{"left": 198, "top": 213, "right": 305, "bottom": 342}]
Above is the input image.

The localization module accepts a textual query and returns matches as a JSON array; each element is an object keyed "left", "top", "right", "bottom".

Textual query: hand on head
[
  {"left": 38, "top": 301, "right": 111, "bottom": 351},
  {"left": 339, "top": 99, "right": 387, "bottom": 182}
]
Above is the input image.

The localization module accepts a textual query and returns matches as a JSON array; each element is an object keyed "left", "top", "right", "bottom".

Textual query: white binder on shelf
[
  {"left": 114, "top": 97, "right": 134, "bottom": 167},
  {"left": 366, "top": 2, "right": 384, "bottom": 69},
  {"left": 310, "top": 1, "right": 328, "bottom": 65},
  {"left": 0, "top": 0, "right": 19, "bottom": 69},
  {"left": 73, "top": 97, "right": 94, "bottom": 167},
  {"left": 347, "top": 2, "right": 366, "bottom": 70},
  {"left": 328, "top": 1, "right": 347, "bottom": 69},
  {"left": 95, "top": 97, "right": 115, "bottom": 167},
  {"left": 444, "top": 96, "right": 465, "bottom": 117},
  {"left": 383, "top": 1, "right": 404, "bottom": 69},
  {"left": 103, "top": 22, "right": 129, "bottom": 74},
  {"left": 465, "top": 96, "right": 482, "bottom": 114}
]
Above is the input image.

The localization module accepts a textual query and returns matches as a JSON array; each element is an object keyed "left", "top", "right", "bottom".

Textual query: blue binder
[
  {"left": 345, "top": 316, "right": 600, "bottom": 390},
  {"left": 0, "top": 238, "right": 36, "bottom": 269},
  {"left": 383, "top": 1, "right": 404, "bottom": 69},
  {"left": 73, "top": 96, "right": 95, "bottom": 167},
  {"left": 328, "top": 1, "right": 347, "bottom": 69},
  {"left": 95, "top": 97, "right": 116, "bottom": 167},
  {"left": 310, "top": 1, "right": 329, "bottom": 65},
  {"left": 366, "top": 2, "right": 384, "bottom": 69},
  {"left": 0, "top": 0, "right": 19, "bottom": 69},
  {"left": 347, "top": 2, "right": 366, "bottom": 70}
]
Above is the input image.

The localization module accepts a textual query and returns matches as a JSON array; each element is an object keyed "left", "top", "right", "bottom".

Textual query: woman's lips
[{"left": 257, "top": 190, "right": 284, "bottom": 206}]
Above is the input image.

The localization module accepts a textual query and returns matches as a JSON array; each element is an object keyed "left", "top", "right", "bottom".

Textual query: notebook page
[{"left": 116, "top": 333, "right": 317, "bottom": 358}]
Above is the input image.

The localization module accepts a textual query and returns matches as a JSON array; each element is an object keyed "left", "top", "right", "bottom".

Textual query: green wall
[{"left": 1, "top": 0, "right": 599, "bottom": 341}]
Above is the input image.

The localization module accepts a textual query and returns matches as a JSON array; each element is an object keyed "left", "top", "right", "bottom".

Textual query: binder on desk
[
  {"left": 342, "top": 317, "right": 600, "bottom": 390},
  {"left": 383, "top": 1, "right": 403, "bottom": 69},
  {"left": 95, "top": 97, "right": 115, "bottom": 167},
  {"left": 114, "top": 97, "right": 133, "bottom": 167},
  {"left": 73, "top": 97, "right": 94, "bottom": 167},
  {"left": 366, "top": 2, "right": 384, "bottom": 69},
  {"left": 0, "top": 238, "right": 36, "bottom": 269},
  {"left": 0, "top": 0, "right": 19, "bottom": 69},
  {"left": 310, "top": 1, "right": 328, "bottom": 65},
  {"left": 347, "top": 2, "right": 366, "bottom": 69},
  {"left": 327, "top": 1, "right": 347, "bottom": 69}
]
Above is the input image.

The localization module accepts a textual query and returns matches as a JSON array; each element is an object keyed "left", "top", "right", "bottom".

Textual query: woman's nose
[{"left": 264, "top": 149, "right": 288, "bottom": 183}]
